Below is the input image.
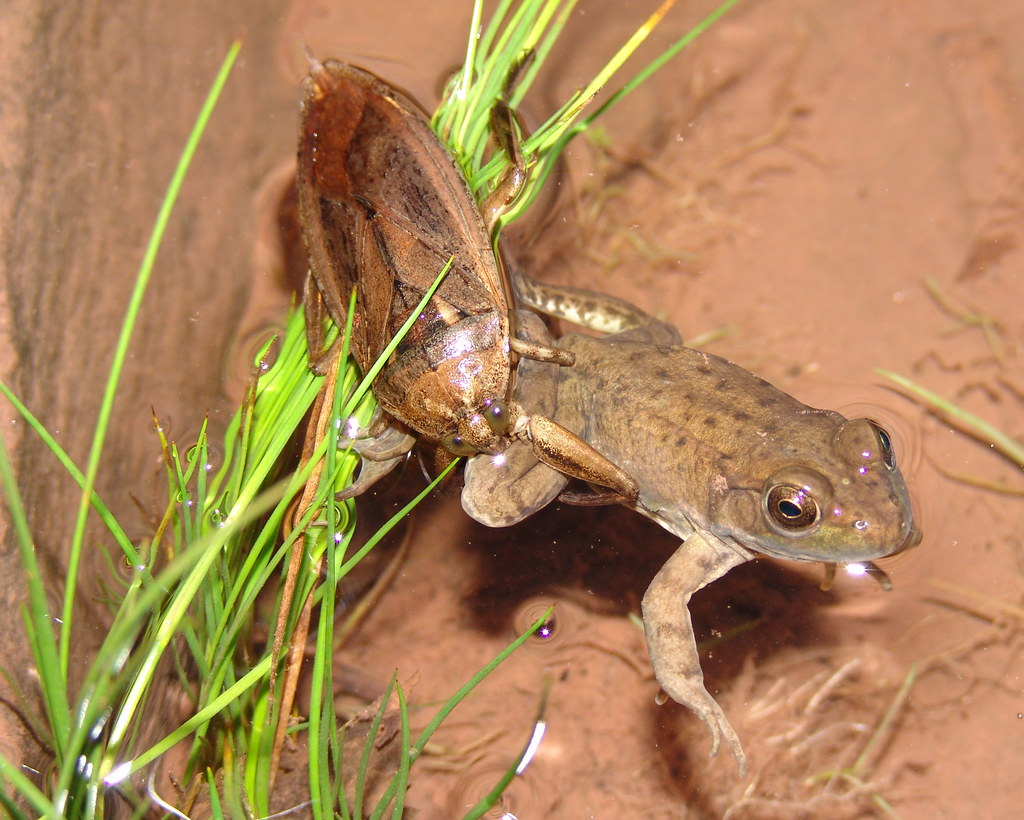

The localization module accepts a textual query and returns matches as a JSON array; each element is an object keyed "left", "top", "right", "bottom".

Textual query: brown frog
[{"left": 463, "top": 276, "right": 919, "bottom": 775}]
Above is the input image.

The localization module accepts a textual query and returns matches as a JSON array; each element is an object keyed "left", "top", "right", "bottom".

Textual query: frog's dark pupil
[
  {"left": 867, "top": 419, "right": 896, "bottom": 470},
  {"left": 766, "top": 484, "right": 819, "bottom": 530},
  {"left": 778, "top": 499, "right": 803, "bottom": 519}
]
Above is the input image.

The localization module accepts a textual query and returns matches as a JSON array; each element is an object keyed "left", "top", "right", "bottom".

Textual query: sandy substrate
[
  {"left": 3, "top": 1, "right": 1022, "bottom": 817},
  {"left": 267, "top": 2, "right": 1023, "bottom": 817}
]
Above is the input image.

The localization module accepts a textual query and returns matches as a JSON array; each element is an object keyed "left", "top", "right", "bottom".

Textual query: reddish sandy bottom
[{"left": 259, "top": 1, "right": 1024, "bottom": 817}]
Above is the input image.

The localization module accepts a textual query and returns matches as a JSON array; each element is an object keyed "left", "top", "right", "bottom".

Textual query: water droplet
[{"left": 512, "top": 598, "right": 578, "bottom": 649}]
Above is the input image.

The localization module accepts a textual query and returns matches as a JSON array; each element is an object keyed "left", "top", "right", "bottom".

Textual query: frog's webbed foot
[
  {"left": 337, "top": 423, "right": 416, "bottom": 500},
  {"left": 463, "top": 441, "right": 567, "bottom": 527},
  {"left": 641, "top": 531, "right": 751, "bottom": 776}
]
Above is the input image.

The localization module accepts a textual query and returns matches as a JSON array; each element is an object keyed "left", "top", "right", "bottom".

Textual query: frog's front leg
[
  {"left": 641, "top": 531, "right": 751, "bottom": 776},
  {"left": 463, "top": 309, "right": 618, "bottom": 524},
  {"left": 464, "top": 415, "right": 637, "bottom": 524}
]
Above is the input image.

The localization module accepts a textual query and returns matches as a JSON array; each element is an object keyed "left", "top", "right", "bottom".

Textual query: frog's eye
[
  {"left": 765, "top": 484, "right": 820, "bottom": 532},
  {"left": 867, "top": 419, "right": 896, "bottom": 470},
  {"left": 483, "top": 401, "right": 511, "bottom": 435},
  {"left": 442, "top": 434, "right": 477, "bottom": 457}
]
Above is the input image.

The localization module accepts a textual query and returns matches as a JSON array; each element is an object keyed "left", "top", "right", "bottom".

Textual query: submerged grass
[
  {"left": 876, "top": 368, "right": 1024, "bottom": 470},
  {"left": 0, "top": 1, "right": 740, "bottom": 815}
]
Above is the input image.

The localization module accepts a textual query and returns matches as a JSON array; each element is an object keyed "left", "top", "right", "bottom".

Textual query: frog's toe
[
  {"left": 694, "top": 695, "right": 747, "bottom": 777},
  {"left": 655, "top": 676, "right": 748, "bottom": 776}
]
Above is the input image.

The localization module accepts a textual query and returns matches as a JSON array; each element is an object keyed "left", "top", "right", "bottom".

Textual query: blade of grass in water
[
  {"left": 0, "top": 383, "right": 139, "bottom": 563},
  {"left": 0, "top": 436, "right": 72, "bottom": 773},
  {"left": 367, "top": 606, "right": 556, "bottom": 815},
  {"left": 876, "top": 369, "right": 1024, "bottom": 467},
  {"left": 0, "top": 42, "right": 242, "bottom": 802},
  {"left": 60, "top": 40, "right": 242, "bottom": 679}
]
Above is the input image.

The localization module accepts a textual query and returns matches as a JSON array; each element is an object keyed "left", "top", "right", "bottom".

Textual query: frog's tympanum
[{"left": 463, "top": 276, "right": 919, "bottom": 775}]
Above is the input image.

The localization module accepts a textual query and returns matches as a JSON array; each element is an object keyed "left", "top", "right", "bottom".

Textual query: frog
[{"left": 463, "top": 274, "right": 920, "bottom": 775}]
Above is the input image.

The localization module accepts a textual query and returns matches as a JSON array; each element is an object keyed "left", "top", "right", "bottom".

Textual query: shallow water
[
  {"left": 8, "top": 0, "right": 1016, "bottom": 815},
  {"left": 236, "top": 1, "right": 1024, "bottom": 816}
]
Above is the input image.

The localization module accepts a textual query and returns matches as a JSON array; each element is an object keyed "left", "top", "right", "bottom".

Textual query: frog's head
[{"left": 712, "top": 418, "right": 919, "bottom": 563}]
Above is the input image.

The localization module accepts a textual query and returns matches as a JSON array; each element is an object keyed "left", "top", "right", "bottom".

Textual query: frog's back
[{"left": 559, "top": 333, "right": 916, "bottom": 564}]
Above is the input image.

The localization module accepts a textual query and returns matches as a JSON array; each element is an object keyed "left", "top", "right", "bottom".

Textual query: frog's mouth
[
  {"left": 739, "top": 519, "right": 922, "bottom": 566},
  {"left": 893, "top": 523, "right": 924, "bottom": 554}
]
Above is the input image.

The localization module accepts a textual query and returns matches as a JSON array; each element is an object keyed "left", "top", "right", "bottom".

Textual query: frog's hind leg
[
  {"left": 510, "top": 269, "right": 680, "bottom": 344},
  {"left": 641, "top": 531, "right": 751, "bottom": 776}
]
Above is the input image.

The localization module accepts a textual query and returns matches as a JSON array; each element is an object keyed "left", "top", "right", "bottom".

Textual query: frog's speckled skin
[{"left": 463, "top": 277, "right": 919, "bottom": 775}]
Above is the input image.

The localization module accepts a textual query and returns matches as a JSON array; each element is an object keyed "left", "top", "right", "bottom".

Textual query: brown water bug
[{"left": 297, "top": 57, "right": 638, "bottom": 500}]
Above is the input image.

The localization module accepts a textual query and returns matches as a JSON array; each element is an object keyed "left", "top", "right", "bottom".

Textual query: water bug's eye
[
  {"left": 765, "top": 484, "right": 820, "bottom": 531},
  {"left": 483, "top": 401, "right": 510, "bottom": 435},
  {"left": 442, "top": 434, "right": 477, "bottom": 457},
  {"left": 867, "top": 419, "right": 896, "bottom": 470}
]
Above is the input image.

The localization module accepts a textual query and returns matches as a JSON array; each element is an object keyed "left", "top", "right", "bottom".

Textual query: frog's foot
[
  {"left": 641, "top": 532, "right": 751, "bottom": 776},
  {"left": 337, "top": 424, "right": 416, "bottom": 499},
  {"left": 462, "top": 440, "right": 567, "bottom": 527},
  {"left": 649, "top": 640, "right": 747, "bottom": 777}
]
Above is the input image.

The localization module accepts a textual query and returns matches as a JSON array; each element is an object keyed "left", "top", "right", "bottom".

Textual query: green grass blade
[
  {"left": 371, "top": 607, "right": 555, "bottom": 811},
  {"left": 0, "top": 428, "right": 71, "bottom": 751},
  {"left": 876, "top": 368, "right": 1024, "bottom": 467},
  {"left": 60, "top": 39, "right": 243, "bottom": 679},
  {"left": 0, "top": 381, "right": 138, "bottom": 563},
  {"left": 354, "top": 675, "right": 397, "bottom": 820},
  {"left": 389, "top": 684, "right": 411, "bottom": 820},
  {"left": 461, "top": 682, "right": 550, "bottom": 819},
  {"left": 575, "top": 0, "right": 741, "bottom": 134},
  {"left": 107, "top": 656, "right": 272, "bottom": 783},
  {"left": 0, "top": 752, "right": 58, "bottom": 819}
]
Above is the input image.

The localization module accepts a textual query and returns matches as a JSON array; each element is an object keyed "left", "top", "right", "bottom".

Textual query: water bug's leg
[{"left": 518, "top": 414, "right": 639, "bottom": 500}]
